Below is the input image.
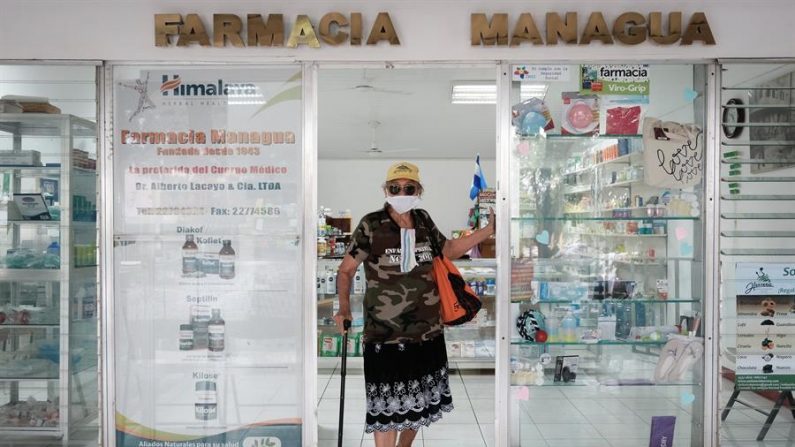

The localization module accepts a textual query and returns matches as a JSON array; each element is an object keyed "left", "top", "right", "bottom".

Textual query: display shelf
[
  {"left": 564, "top": 206, "right": 670, "bottom": 216},
  {"left": 0, "top": 269, "right": 61, "bottom": 281},
  {"left": 568, "top": 232, "right": 667, "bottom": 239},
  {"left": 721, "top": 213, "right": 795, "bottom": 220},
  {"left": 721, "top": 230, "right": 795, "bottom": 238},
  {"left": 0, "top": 113, "right": 96, "bottom": 138},
  {"left": 563, "top": 185, "right": 593, "bottom": 194},
  {"left": 720, "top": 194, "right": 795, "bottom": 201},
  {"left": 0, "top": 375, "right": 60, "bottom": 381},
  {"left": 0, "top": 165, "right": 96, "bottom": 175},
  {"left": 512, "top": 216, "right": 698, "bottom": 222},
  {"left": 720, "top": 248, "right": 795, "bottom": 256},
  {"left": 563, "top": 151, "right": 641, "bottom": 176},
  {"left": 510, "top": 380, "right": 699, "bottom": 388},
  {"left": 721, "top": 158, "right": 795, "bottom": 165},
  {"left": 518, "top": 134, "right": 642, "bottom": 141},
  {"left": 511, "top": 340, "right": 668, "bottom": 346},
  {"left": 0, "top": 112, "right": 98, "bottom": 442},
  {"left": 3, "top": 221, "right": 97, "bottom": 228},
  {"left": 720, "top": 176, "right": 795, "bottom": 182},
  {"left": 523, "top": 298, "right": 700, "bottom": 304}
]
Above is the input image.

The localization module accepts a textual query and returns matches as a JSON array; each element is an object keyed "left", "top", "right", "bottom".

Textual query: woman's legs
[
  {"left": 372, "top": 429, "right": 418, "bottom": 447},
  {"left": 397, "top": 429, "right": 418, "bottom": 447},
  {"left": 373, "top": 430, "right": 397, "bottom": 447}
]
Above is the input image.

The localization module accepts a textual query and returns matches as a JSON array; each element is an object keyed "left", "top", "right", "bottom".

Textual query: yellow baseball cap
[{"left": 385, "top": 161, "right": 421, "bottom": 184}]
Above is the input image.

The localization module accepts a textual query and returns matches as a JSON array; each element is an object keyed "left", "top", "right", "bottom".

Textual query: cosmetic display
[{"left": 0, "top": 113, "right": 99, "bottom": 438}]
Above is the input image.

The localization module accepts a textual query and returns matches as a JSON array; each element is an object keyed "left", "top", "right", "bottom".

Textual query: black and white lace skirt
[{"left": 362, "top": 334, "right": 453, "bottom": 433}]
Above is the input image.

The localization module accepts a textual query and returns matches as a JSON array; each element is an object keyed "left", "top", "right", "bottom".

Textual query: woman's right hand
[{"left": 333, "top": 311, "right": 353, "bottom": 334}]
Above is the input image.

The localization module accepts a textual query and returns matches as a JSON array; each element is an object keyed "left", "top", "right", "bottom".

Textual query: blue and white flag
[{"left": 470, "top": 154, "right": 488, "bottom": 200}]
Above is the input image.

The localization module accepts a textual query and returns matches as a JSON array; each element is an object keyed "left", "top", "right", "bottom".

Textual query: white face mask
[{"left": 386, "top": 196, "right": 421, "bottom": 215}]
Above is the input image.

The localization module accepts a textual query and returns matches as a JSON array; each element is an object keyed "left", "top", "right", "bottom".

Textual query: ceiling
[{"left": 318, "top": 67, "right": 496, "bottom": 160}]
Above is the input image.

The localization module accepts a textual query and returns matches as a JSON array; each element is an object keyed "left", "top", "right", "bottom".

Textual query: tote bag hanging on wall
[{"left": 642, "top": 117, "right": 704, "bottom": 188}]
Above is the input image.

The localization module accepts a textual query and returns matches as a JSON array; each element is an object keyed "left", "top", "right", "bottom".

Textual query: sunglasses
[{"left": 387, "top": 183, "right": 419, "bottom": 196}]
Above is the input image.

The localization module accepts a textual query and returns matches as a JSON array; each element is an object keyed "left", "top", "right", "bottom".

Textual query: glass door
[{"left": 505, "top": 64, "right": 708, "bottom": 446}]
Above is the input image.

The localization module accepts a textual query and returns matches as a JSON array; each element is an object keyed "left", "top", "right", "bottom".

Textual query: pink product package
[
  {"left": 561, "top": 92, "right": 599, "bottom": 136},
  {"left": 606, "top": 105, "right": 642, "bottom": 135}
]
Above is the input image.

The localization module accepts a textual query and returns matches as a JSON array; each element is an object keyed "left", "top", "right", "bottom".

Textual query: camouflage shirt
[{"left": 347, "top": 205, "right": 447, "bottom": 344}]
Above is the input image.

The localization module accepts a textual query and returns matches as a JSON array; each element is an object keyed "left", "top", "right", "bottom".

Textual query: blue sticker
[
  {"left": 684, "top": 88, "right": 699, "bottom": 102},
  {"left": 536, "top": 230, "right": 550, "bottom": 245},
  {"left": 681, "top": 392, "right": 696, "bottom": 406},
  {"left": 680, "top": 242, "right": 694, "bottom": 256}
]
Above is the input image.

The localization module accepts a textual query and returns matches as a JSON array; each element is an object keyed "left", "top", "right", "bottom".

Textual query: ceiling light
[{"left": 451, "top": 82, "right": 548, "bottom": 104}]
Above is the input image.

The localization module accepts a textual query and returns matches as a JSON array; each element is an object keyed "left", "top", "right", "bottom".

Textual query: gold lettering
[
  {"left": 613, "top": 12, "right": 647, "bottom": 45},
  {"left": 213, "top": 14, "right": 244, "bottom": 47},
  {"left": 247, "top": 14, "right": 284, "bottom": 47},
  {"left": 546, "top": 12, "right": 578, "bottom": 45},
  {"left": 649, "top": 12, "right": 682, "bottom": 45},
  {"left": 319, "top": 12, "right": 349, "bottom": 45},
  {"left": 366, "top": 12, "right": 400, "bottom": 45},
  {"left": 350, "top": 13, "right": 363, "bottom": 45},
  {"left": 580, "top": 12, "right": 613, "bottom": 45},
  {"left": 681, "top": 12, "right": 716, "bottom": 45},
  {"left": 155, "top": 14, "right": 182, "bottom": 47},
  {"left": 177, "top": 14, "right": 210, "bottom": 47},
  {"left": 510, "top": 13, "right": 543, "bottom": 46},
  {"left": 286, "top": 15, "right": 321, "bottom": 48},
  {"left": 471, "top": 13, "right": 509, "bottom": 46}
]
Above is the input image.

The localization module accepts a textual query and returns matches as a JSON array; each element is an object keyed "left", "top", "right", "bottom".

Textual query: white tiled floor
[
  {"left": 318, "top": 368, "right": 795, "bottom": 446},
  {"left": 317, "top": 365, "right": 494, "bottom": 447}
]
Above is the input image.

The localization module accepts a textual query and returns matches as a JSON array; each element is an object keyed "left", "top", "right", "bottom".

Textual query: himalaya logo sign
[{"left": 160, "top": 75, "right": 258, "bottom": 97}]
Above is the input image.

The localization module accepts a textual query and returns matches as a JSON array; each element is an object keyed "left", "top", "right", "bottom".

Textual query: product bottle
[
  {"left": 546, "top": 314, "right": 560, "bottom": 342},
  {"left": 179, "top": 324, "right": 194, "bottom": 351},
  {"left": 195, "top": 380, "right": 218, "bottom": 420},
  {"left": 318, "top": 207, "right": 327, "bottom": 237},
  {"left": 353, "top": 266, "right": 364, "bottom": 294},
  {"left": 561, "top": 311, "right": 577, "bottom": 343},
  {"left": 47, "top": 240, "right": 60, "bottom": 257},
  {"left": 219, "top": 240, "right": 235, "bottom": 279},
  {"left": 191, "top": 305, "right": 211, "bottom": 350},
  {"left": 182, "top": 235, "right": 199, "bottom": 274},
  {"left": 326, "top": 268, "right": 336, "bottom": 294},
  {"left": 319, "top": 267, "right": 328, "bottom": 293},
  {"left": 208, "top": 309, "right": 225, "bottom": 352}
]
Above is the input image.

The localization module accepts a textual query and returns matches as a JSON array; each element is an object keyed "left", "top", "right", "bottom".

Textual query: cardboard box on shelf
[
  {"left": 325, "top": 216, "right": 351, "bottom": 234},
  {"left": 479, "top": 237, "right": 495, "bottom": 258}
]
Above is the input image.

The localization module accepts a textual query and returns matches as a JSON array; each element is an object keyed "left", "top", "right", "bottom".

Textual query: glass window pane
[
  {"left": 506, "top": 63, "right": 707, "bottom": 446},
  {"left": 719, "top": 62, "right": 795, "bottom": 445}
]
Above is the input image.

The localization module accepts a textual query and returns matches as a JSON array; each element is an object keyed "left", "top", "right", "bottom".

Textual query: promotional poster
[
  {"left": 112, "top": 67, "right": 304, "bottom": 447},
  {"left": 735, "top": 263, "right": 795, "bottom": 391}
]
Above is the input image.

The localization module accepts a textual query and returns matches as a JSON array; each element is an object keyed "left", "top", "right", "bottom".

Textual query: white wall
[
  {"left": 1, "top": 1, "right": 794, "bottom": 61},
  {"left": 318, "top": 158, "right": 496, "bottom": 237}
]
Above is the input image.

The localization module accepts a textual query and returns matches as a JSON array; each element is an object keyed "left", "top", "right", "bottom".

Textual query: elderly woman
[{"left": 334, "top": 161, "right": 495, "bottom": 447}]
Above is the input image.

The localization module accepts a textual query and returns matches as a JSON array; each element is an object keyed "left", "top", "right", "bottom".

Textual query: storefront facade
[{"left": 1, "top": 1, "right": 795, "bottom": 446}]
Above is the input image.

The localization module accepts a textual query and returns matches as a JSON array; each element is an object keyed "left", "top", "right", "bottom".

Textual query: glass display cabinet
[
  {"left": 505, "top": 64, "right": 707, "bottom": 446},
  {"left": 0, "top": 113, "right": 98, "bottom": 441}
]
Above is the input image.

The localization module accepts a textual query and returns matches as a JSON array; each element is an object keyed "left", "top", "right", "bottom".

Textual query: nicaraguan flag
[{"left": 469, "top": 154, "right": 487, "bottom": 200}]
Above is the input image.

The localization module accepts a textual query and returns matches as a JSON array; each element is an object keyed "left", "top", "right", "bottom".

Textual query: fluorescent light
[{"left": 451, "top": 82, "right": 548, "bottom": 104}]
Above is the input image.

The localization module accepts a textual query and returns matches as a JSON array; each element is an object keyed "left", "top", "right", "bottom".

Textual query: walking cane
[{"left": 338, "top": 319, "right": 352, "bottom": 447}]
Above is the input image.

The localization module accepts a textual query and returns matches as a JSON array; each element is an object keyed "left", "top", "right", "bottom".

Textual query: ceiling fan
[
  {"left": 359, "top": 121, "right": 420, "bottom": 156},
  {"left": 332, "top": 69, "right": 412, "bottom": 95}
]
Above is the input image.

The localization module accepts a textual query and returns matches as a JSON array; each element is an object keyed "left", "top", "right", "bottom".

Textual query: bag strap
[{"left": 414, "top": 209, "right": 441, "bottom": 258}]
